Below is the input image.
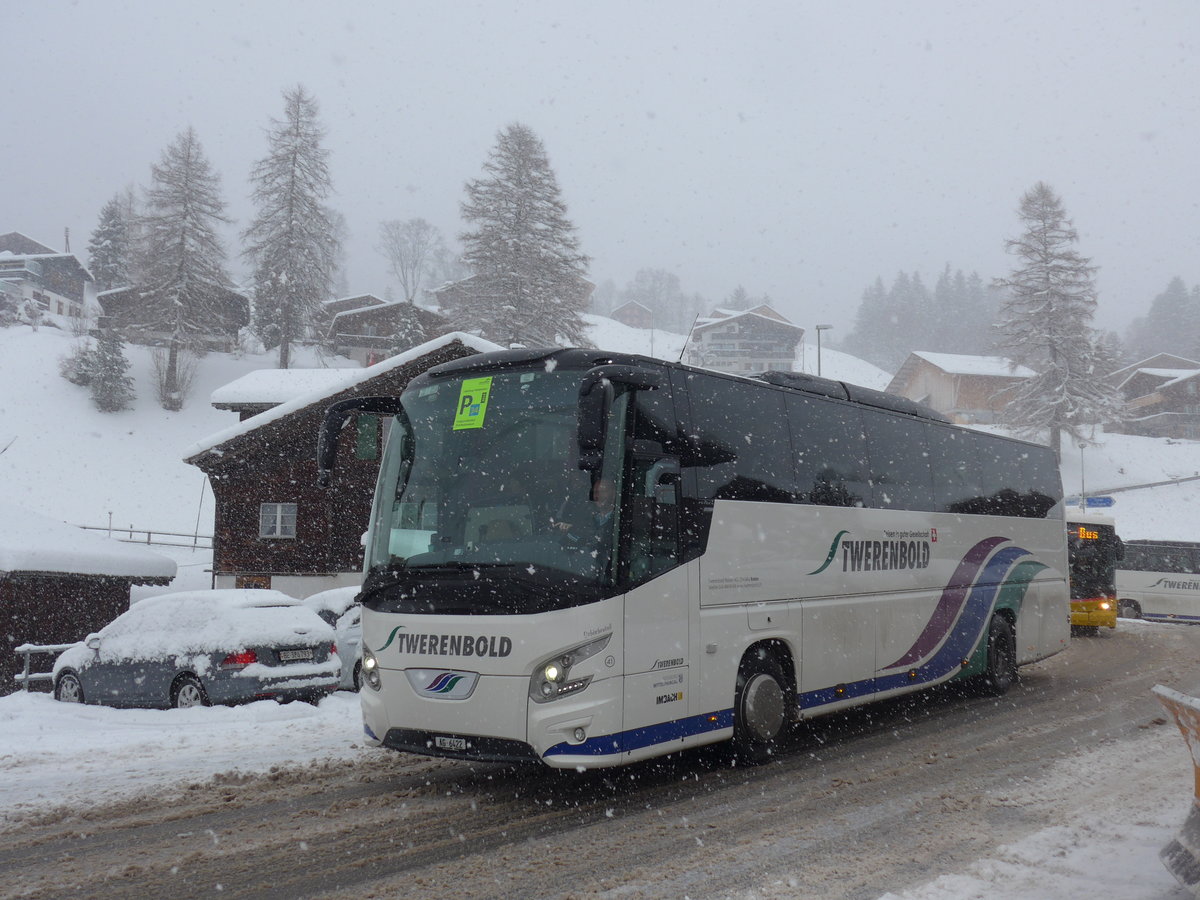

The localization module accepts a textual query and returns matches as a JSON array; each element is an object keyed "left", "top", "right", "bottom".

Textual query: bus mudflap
[{"left": 1153, "top": 684, "right": 1200, "bottom": 895}]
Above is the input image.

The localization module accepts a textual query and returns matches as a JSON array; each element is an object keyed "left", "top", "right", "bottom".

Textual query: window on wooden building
[{"left": 259, "top": 502, "right": 297, "bottom": 538}]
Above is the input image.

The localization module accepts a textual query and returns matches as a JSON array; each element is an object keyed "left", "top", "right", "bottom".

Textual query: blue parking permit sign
[{"left": 1086, "top": 496, "right": 1115, "bottom": 508}]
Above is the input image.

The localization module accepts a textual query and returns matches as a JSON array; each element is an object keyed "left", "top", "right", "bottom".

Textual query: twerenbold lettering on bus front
[{"left": 397, "top": 632, "right": 513, "bottom": 657}]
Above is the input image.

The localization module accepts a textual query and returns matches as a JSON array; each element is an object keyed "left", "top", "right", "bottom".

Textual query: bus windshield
[
  {"left": 363, "top": 368, "right": 623, "bottom": 613},
  {"left": 1067, "top": 519, "right": 1122, "bottom": 599}
]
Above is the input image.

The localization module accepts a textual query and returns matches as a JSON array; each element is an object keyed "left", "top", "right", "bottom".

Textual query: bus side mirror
[
  {"left": 317, "top": 396, "right": 405, "bottom": 487},
  {"left": 577, "top": 365, "right": 661, "bottom": 472}
]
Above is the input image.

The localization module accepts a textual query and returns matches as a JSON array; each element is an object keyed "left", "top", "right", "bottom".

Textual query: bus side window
[
  {"left": 684, "top": 374, "right": 794, "bottom": 504},
  {"left": 929, "top": 426, "right": 984, "bottom": 513},
  {"left": 787, "top": 394, "right": 869, "bottom": 507},
  {"left": 864, "top": 414, "right": 933, "bottom": 511}
]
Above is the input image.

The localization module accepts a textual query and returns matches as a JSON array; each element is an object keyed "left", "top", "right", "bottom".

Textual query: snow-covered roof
[
  {"left": 184, "top": 332, "right": 502, "bottom": 459},
  {"left": 1114, "top": 367, "right": 1200, "bottom": 393},
  {"left": 693, "top": 309, "right": 803, "bottom": 333},
  {"left": 0, "top": 501, "right": 176, "bottom": 580},
  {"left": 210, "top": 369, "right": 356, "bottom": 407},
  {"left": 910, "top": 351, "right": 1035, "bottom": 378}
]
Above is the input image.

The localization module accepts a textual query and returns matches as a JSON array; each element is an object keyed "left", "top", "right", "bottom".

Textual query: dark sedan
[{"left": 52, "top": 590, "right": 340, "bottom": 708}]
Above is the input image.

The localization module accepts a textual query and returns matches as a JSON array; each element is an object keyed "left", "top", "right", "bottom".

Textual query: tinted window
[
  {"left": 864, "top": 413, "right": 934, "bottom": 510},
  {"left": 787, "top": 393, "right": 869, "bottom": 507},
  {"left": 929, "top": 425, "right": 984, "bottom": 512},
  {"left": 931, "top": 428, "right": 1057, "bottom": 518},
  {"left": 684, "top": 373, "right": 794, "bottom": 503}
]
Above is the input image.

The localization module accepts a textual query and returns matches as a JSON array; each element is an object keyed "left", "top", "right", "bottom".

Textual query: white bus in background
[
  {"left": 319, "top": 348, "right": 1070, "bottom": 769},
  {"left": 1117, "top": 540, "right": 1200, "bottom": 623}
]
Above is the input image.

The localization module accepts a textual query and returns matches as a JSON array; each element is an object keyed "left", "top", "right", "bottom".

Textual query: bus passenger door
[{"left": 621, "top": 447, "right": 690, "bottom": 750}]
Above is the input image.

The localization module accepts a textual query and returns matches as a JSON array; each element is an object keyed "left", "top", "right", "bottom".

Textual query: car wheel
[
  {"left": 55, "top": 671, "right": 85, "bottom": 703},
  {"left": 1118, "top": 599, "right": 1141, "bottom": 619},
  {"left": 979, "top": 614, "right": 1017, "bottom": 696},
  {"left": 352, "top": 660, "right": 363, "bottom": 692},
  {"left": 731, "top": 649, "right": 790, "bottom": 765},
  {"left": 172, "top": 674, "right": 211, "bottom": 709}
]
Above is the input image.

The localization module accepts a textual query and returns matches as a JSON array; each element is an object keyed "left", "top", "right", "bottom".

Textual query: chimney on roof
[{"left": 64, "top": 227, "right": 70, "bottom": 252}]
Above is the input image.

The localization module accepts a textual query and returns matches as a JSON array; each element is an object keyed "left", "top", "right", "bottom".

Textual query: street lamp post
[
  {"left": 815, "top": 324, "right": 833, "bottom": 377},
  {"left": 1079, "top": 441, "right": 1087, "bottom": 511}
]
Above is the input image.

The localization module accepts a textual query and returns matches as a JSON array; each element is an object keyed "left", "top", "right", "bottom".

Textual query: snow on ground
[
  {"left": 4, "top": 320, "right": 1200, "bottom": 896},
  {"left": 0, "top": 325, "right": 358, "bottom": 534}
]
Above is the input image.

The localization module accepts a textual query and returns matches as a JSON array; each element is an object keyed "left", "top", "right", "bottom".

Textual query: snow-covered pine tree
[
  {"left": 455, "top": 123, "right": 591, "bottom": 348},
  {"left": 244, "top": 85, "right": 340, "bottom": 369},
  {"left": 993, "top": 182, "right": 1124, "bottom": 458},
  {"left": 87, "top": 195, "right": 133, "bottom": 292},
  {"left": 389, "top": 304, "right": 428, "bottom": 357},
  {"left": 378, "top": 218, "right": 444, "bottom": 306},
  {"left": 139, "top": 127, "right": 233, "bottom": 408},
  {"left": 90, "top": 327, "right": 135, "bottom": 412}
]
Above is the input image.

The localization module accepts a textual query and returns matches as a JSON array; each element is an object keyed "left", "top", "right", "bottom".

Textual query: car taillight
[
  {"left": 221, "top": 650, "right": 258, "bottom": 669},
  {"left": 331, "top": 642, "right": 338, "bottom": 657}
]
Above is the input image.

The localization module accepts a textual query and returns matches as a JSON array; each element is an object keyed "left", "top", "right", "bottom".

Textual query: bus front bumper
[
  {"left": 360, "top": 668, "right": 626, "bottom": 768},
  {"left": 1071, "top": 600, "right": 1117, "bottom": 629}
]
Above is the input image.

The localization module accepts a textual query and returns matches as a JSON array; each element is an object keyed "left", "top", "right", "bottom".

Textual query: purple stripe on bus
[{"left": 883, "top": 535, "right": 1009, "bottom": 670}]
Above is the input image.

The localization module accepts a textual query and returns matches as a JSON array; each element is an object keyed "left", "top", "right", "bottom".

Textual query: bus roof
[{"left": 423, "top": 347, "right": 953, "bottom": 425}]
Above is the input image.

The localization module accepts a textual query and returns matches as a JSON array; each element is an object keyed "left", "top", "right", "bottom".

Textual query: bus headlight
[
  {"left": 529, "top": 634, "right": 612, "bottom": 703},
  {"left": 362, "top": 646, "right": 382, "bottom": 691}
]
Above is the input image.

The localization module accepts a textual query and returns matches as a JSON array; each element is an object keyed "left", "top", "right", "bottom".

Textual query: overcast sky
[{"left": 8, "top": 1, "right": 1198, "bottom": 340}]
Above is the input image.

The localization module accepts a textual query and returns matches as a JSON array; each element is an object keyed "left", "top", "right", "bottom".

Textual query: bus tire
[
  {"left": 1118, "top": 599, "right": 1141, "bottom": 619},
  {"left": 731, "top": 650, "right": 789, "bottom": 765},
  {"left": 979, "top": 614, "right": 1017, "bottom": 696}
]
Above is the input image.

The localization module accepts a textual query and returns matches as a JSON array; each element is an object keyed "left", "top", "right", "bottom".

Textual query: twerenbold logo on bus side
[{"left": 807, "top": 530, "right": 933, "bottom": 576}]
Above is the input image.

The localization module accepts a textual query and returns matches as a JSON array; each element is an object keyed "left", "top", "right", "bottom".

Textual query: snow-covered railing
[
  {"left": 12, "top": 643, "right": 75, "bottom": 691},
  {"left": 74, "top": 524, "right": 213, "bottom": 550}
]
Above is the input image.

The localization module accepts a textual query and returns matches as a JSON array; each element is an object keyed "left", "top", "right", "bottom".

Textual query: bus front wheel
[{"left": 731, "top": 651, "right": 789, "bottom": 765}]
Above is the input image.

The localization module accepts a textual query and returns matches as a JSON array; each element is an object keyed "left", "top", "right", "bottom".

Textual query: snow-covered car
[
  {"left": 52, "top": 589, "right": 341, "bottom": 708},
  {"left": 301, "top": 586, "right": 362, "bottom": 691}
]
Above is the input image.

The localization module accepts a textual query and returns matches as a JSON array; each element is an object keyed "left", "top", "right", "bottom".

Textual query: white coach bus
[
  {"left": 319, "top": 348, "right": 1069, "bottom": 769},
  {"left": 1116, "top": 540, "right": 1200, "bottom": 623}
]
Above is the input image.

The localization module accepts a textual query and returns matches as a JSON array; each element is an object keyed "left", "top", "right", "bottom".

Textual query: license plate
[
  {"left": 435, "top": 735, "right": 467, "bottom": 752},
  {"left": 278, "top": 648, "right": 314, "bottom": 662}
]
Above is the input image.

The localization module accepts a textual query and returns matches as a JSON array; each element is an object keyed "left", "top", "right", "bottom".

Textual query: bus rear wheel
[
  {"left": 1118, "top": 599, "right": 1141, "bottom": 619},
  {"left": 979, "top": 614, "right": 1017, "bottom": 696},
  {"left": 731, "top": 651, "right": 789, "bottom": 765}
]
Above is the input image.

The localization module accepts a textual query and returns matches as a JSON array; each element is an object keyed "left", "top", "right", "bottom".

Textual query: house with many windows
[
  {"left": 0, "top": 232, "right": 93, "bottom": 322},
  {"left": 184, "top": 333, "right": 499, "bottom": 597},
  {"left": 684, "top": 305, "right": 804, "bottom": 374}
]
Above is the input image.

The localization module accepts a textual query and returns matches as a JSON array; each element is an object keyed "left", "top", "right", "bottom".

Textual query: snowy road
[{"left": 3, "top": 622, "right": 1198, "bottom": 900}]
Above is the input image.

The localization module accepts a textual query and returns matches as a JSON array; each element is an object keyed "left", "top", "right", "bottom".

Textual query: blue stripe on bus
[
  {"left": 1143, "top": 612, "right": 1200, "bottom": 623},
  {"left": 544, "top": 708, "right": 735, "bottom": 758}
]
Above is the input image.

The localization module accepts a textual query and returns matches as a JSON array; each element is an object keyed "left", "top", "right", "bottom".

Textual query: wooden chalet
[
  {"left": 326, "top": 299, "right": 449, "bottom": 366},
  {"left": 97, "top": 284, "right": 250, "bottom": 351},
  {"left": 184, "top": 333, "right": 500, "bottom": 598},
  {"left": 610, "top": 300, "right": 654, "bottom": 330},
  {"left": 1108, "top": 355, "right": 1200, "bottom": 439},
  {"left": 886, "top": 351, "right": 1035, "bottom": 425},
  {"left": 1, "top": 503, "right": 175, "bottom": 694}
]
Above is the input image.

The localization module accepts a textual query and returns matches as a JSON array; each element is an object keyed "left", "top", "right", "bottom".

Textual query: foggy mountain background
[{"left": 8, "top": 1, "right": 1198, "bottom": 344}]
